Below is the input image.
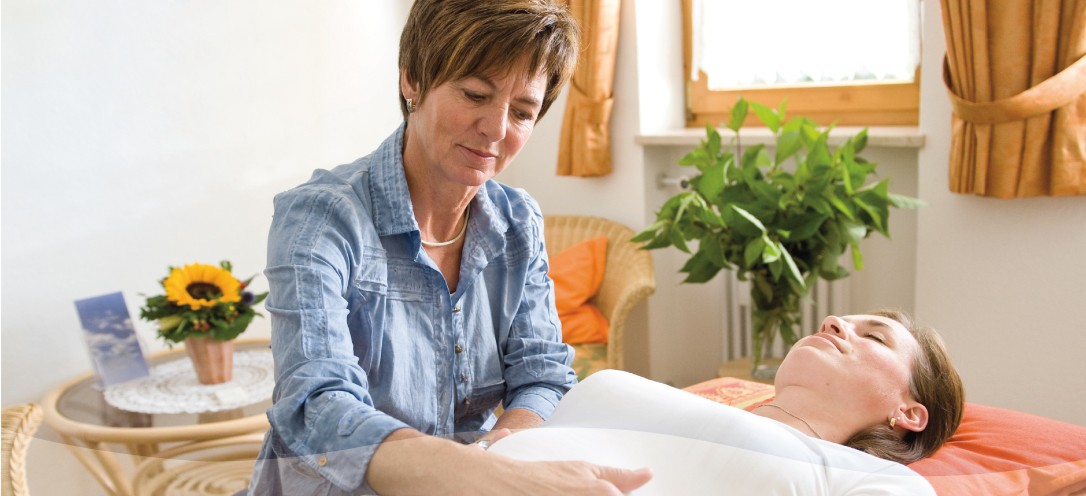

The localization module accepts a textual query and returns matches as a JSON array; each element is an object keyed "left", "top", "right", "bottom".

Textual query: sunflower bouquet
[{"left": 140, "top": 261, "right": 268, "bottom": 345}]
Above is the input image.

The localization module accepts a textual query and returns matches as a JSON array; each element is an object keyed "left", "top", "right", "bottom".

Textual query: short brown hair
[
  {"left": 844, "top": 309, "right": 965, "bottom": 464},
  {"left": 398, "top": 0, "right": 580, "bottom": 121}
]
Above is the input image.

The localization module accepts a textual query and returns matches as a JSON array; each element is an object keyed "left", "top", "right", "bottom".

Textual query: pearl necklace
[
  {"left": 421, "top": 206, "right": 469, "bottom": 247},
  {"left": 755, "top": 403, "right": 824, "bottom": 440}
]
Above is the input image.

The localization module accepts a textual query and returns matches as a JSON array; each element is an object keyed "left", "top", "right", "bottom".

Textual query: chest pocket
[{"left": 355, "top": 257, "right": 429, "bottom": 302}]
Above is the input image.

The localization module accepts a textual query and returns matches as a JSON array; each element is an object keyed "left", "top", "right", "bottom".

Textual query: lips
[
  {"left": 460, "top": 145, "right": 497, "bottom": 161},
  {"left": 809, "top": 334, "right": 842, "bottom": 353}
]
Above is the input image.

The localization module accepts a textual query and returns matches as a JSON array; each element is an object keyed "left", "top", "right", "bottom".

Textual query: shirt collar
[
  {"left": 368, "top": 122, "right": 419, "bottom": 237},
  {"left": 367, "top": 123, "right": 510, "bottom": 257}
]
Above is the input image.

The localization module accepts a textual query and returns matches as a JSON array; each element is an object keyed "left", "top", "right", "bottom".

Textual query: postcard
[{"left": 74, "top": 292, "right": 151, "bottom": 388}]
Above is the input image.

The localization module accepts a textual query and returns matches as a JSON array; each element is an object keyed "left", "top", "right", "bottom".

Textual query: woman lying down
[{"left": 486, "top": 310, "right": 965, "bottom": 495}]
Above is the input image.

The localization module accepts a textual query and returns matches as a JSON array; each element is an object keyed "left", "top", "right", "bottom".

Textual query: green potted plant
[
  {"left": 633, "top": 97, "right": 924, "bottom": 377},
  {"left": 140, "top": 260, "right": 268, "bottom": 384}
]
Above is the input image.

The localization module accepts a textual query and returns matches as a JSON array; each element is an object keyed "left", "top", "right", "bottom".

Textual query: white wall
[
  {"left": 2, "top": 0, "right": 410, "bottom": 404},
  {"left": 914, "top": 2, "right": 1086, "bottom": 427},
  {"left": 2, "top": 2, "right": 410, "bottom": 493}
]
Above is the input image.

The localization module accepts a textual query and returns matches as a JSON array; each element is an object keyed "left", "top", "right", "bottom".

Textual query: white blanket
[{"left": 488, "top": 370, "right": 935, "bottom": 495}]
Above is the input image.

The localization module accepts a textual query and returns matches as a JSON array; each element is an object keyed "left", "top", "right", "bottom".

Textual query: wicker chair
[
  {"left": 2, "top": 404, "right": 43, "bottom": 496},
  {"left": 131, "top": 432, "right": 265, "bottom": 496},
  {"left": 543, "top": 215, "right": 656, "bottom": 373}
]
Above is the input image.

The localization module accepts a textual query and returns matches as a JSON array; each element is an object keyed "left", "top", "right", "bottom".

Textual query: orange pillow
[
  {"left": 549, "top": 236, "right": 609, "bottom": 344},
  {"left": 909, "top": 403, "right": 1086, "bottom": 496}
]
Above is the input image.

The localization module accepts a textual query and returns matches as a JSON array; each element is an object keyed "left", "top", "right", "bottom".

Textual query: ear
[
  {"left": 400, "top": 67, "right": 420, "bottom": 101},
  {"left": 894, "top": 402, "right": 929, "bottom": 433}
]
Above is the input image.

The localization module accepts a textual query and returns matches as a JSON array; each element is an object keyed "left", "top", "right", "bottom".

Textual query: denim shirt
[{"left": 247, "top": 123, "right": 577, "bottom": 495}]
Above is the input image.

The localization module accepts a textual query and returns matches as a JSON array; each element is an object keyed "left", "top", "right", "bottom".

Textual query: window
[{"left": 683, "top": 0, "right": 922, "bottom": 127}]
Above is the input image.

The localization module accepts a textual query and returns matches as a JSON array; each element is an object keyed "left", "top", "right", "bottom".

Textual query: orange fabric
[
  {"left": 911, "top": 403, "right": 1086, "bottom": 496},
  {"left": 549, "top": 236, "right": 609, "bottom": 343},
  {"left": 558, "top": 303, "right": 610, "bottom": 345},
  {"left": 556, "top": 0, "right": 621, "bottom": 177},
  {"left": 940, "top": 0, "right": 1086, "bottom": 198},
  {"left": 683, "top": 376, "right": 776, "bottom": 411}
]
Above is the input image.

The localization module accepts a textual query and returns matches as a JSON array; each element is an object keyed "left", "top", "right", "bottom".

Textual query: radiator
[{"left": 723, "top": 273, "right": 851, "bottom": 362}]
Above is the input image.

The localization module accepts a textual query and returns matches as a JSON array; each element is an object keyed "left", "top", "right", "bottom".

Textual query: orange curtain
[
  {"left": 556, "top": 0, "right": 621, "bottom": 177},
  {"left": 941, "top": 0, "right": 1086, "bottom": 198}
]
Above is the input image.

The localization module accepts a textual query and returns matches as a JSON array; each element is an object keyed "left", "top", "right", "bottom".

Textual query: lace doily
[{"left": 104, "top": 350, "right": 275, "bottom": 414}]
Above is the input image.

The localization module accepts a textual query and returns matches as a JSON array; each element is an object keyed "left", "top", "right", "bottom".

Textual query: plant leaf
[
  {"left": 630, "top": 219, "right": 666, "bottom": 242},
  {"left": 780, "top": 212, "right": 830, "bottom": 241},
  {"left": 824, "top": 190, "right": 856, "bottom": 220},
  {"left": 680, "top": 250, "right": 722, "bottom": 283},
  {"left": 768, "top": 257, "right": 783, "bottom": 281},
  {"left": 706, "top": 123, "right": 722, "bottom": 162},
  {"left": 744, "top": 237, "right": 765, "bottom": 267},
  {"left": 668, "top": 226, "right": 691, "bottom": 253},
  {"left": 678, "top": 147, "right": 712, "bottom": 170},
  {"left": 761, "top": 235, "right": 782, "bottom": 264},
  {"left": 701, "top": 234, "right": 731, "bottom": 269},
  {"left": 730, "top": 205, "right": 767, "bottom": 234},
  {"left": 779, "top": 245, "right": 806, "bottom": 287},
  {"left": 727, "top": 97, "right": 750, "bottom": 132},
  {"left": 775, "top": 130, "right": 802, "bottom": 166},
  {"left": 851, "top": 244, "right": 864, "bottom": 270},
  {"left": 697, "top": 163, "right": 727, "bottom": 201},
  {"left": 838, "top": 217, "right": 867, "bottom": 247},
  {"left": 748, "top": 101, "right": 781, "bottom": 133},
  {"left": 888, "top": 193, "right": 928, "bottom": 209},
  {"left": 641, "top": 231, "right": 673, "bottom": 250},
  {"left": 854, "top": 127, "right": 869, "bottom": 154}
]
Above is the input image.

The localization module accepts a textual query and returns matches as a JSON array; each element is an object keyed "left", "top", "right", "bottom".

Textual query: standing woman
[{"left": 248, "top": 1, "right": 653, "bottom": 494}]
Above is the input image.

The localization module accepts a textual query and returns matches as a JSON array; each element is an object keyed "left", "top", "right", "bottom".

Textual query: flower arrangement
[{"left": 140, "top": 261, "right": 268, "bottom": 345}]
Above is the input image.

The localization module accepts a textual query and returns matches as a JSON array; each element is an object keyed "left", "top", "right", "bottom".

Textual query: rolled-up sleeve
[
  {"left": 263, "top": 187, "right": 409, "bottom": 493},
  {"left": 501, "top": 208, "right": 578, "bottom": 420}
]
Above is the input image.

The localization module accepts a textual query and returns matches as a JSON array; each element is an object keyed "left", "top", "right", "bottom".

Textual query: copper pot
[{"left": 184, "top": 336, "right": 234, "bottom": 385}]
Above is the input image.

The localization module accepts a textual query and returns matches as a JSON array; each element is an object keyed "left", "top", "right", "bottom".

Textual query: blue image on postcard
[{"left": 74, "top": 292, "right": 150, "bottom": 387}]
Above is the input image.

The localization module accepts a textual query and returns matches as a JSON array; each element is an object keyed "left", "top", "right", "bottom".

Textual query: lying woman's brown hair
[{"left": 845, "top": 309, "right": 965, "bottom": 464}]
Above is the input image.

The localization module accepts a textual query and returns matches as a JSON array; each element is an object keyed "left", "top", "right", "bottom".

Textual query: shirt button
[
  {"left": 453, "top": 306, "right": 461, "bottom": 313},
  {"left": 461, "top": 373, "right": 467, "bottom": 383},
  {"left": 318, "top": 456, "right": 327, "bottom": 467},
  {"left": 455, "top": 344, "right": 463, "bottom": 354}
]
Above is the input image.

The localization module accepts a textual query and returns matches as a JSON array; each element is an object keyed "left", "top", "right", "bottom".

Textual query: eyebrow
[{"left": 475, "top": 75, "right": 543, "bottom": 107}]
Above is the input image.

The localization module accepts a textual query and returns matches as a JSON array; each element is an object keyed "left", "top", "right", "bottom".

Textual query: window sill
[{"left": 634, "top": 126, "right": 924, "bottom": 149}]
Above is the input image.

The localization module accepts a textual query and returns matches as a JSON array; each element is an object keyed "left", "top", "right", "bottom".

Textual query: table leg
[{"left": 58, "top": 435, "right": 134, "bottom": 496}]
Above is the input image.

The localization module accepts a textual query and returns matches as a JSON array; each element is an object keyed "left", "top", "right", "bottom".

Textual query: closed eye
[
  {"left": 464, "top": 90, "right": 486, "bottom": 102},
  {"left": 866, "top": 333, "right": 886, "bottom": 344},
  {"left": 512, "top": 109, "right": 535, "bottom": 122}
]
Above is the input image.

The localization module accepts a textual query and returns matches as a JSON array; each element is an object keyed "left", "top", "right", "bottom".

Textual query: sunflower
[{"left": 164, "top": 263, "right": 242, "bottom": 310}]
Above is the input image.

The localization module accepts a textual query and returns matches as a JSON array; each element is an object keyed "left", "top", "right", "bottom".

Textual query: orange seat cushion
[
  {"left": 549, "top": 236, "right": 609, "bottom": 344},
  {"left": 684, "top": 377, "right": 1086, "bottom": 496}
]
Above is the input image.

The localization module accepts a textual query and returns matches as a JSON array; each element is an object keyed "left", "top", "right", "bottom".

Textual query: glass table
[{"left": 41, "top": 339, "right": 273, "bottom": 496}]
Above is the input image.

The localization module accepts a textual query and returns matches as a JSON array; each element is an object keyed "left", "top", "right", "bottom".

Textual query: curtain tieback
[
  {"left": 569, "top": 85, "right": 614, "bottom": 125},
  {"left": 943, "top": 53, "right": 1086, "bottom": 125}
]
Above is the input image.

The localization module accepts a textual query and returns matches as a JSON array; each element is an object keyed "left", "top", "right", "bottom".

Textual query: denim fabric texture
[{"left": 247, "top": 123, "right": 577, "bottom": 494}]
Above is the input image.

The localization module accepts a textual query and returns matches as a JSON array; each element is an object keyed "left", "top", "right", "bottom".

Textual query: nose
[
  {"left": 819, "top": 315, "right": 849, "bottom": 337},
  {"left": 478, "top": 104, "right": 508, "bottom": 143}
]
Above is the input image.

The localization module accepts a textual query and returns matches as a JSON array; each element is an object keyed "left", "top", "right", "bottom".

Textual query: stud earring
[
  {"left": 406, "top": 98, "right": 417, "bottom": 113},
  {"left": 890, "top": 417, "right": 897, "bottom": 428}
]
